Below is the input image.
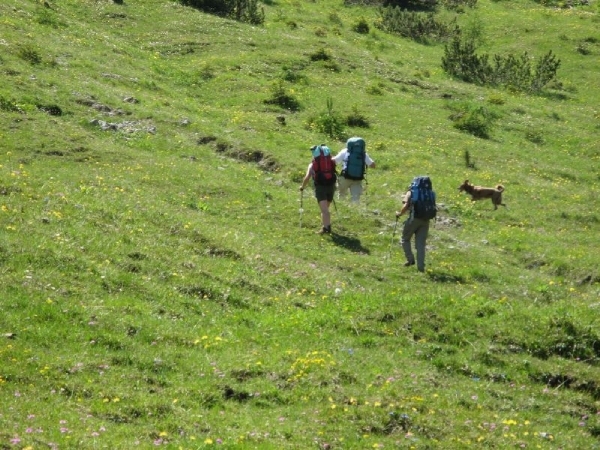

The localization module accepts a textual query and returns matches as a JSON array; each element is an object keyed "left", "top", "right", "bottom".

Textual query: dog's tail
[{"left": 496, "top": 185, "right": 505, "bottom": 192}]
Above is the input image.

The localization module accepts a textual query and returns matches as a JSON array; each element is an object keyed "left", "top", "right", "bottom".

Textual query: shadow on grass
[
  {"left": 330, "top": 232, "right": 370, "bottom": 254},
  {"left": 427, "top": 270, "right": 466, "bottom": 283}
]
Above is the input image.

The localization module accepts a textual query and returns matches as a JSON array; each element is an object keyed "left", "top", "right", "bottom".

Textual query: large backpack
[
  {"left": 410, "top": 176, "right": 437, "bottom": 220},
  {"left": 344, "top": 137, "right": 366, "bottom": 180},
  {"left": 311, "top": 145, "right": 337, "bottom": 186}
]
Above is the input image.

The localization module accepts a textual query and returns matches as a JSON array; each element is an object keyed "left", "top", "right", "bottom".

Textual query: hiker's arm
[
  {"left": 396, "top": 202, "right": 410, "bottom": 217},
  {"left": 396, "top": 192, "right": 411, "bottom": 217},
  {"left": 332, "top": 149, "right": 346, "bottom": 164},
  {"left": 300, "top": 164, "right": 313, "bottom": 190},
  {"left": 365, "top": 154, "right": 375, "bottom": 168}
]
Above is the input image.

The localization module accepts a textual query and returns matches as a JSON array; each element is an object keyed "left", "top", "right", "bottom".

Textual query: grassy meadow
[{"left": 1, "top": 0, "right": 599, "bottom": 448}]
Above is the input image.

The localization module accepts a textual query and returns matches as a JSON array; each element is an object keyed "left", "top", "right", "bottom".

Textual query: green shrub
[
  {"left": 179, "top": 0, "right": 264, "bottom": 24},
  {"left": 352, "top": 17, "right": 370, "bottom": 34},
  {"left": 309, "top": 48, "right": 332, "bottom": 61},
  {"left": 383, "top": 0, "right": 439, "bottom": 11},
  {"left": 18, "top": 44, "right": 42, "bottom": 65},
  {"left": 442, "top": 36, "right": 561, "bottom": 93},
  {"left": 0, "top": 95, "right": 22, "bottom": 113},
  {"left": 442, "top": 0, "right": 477, "bottom": 11},
  {"left": 376, "top": 7, "right": 459, "bottom": 44},
  {"left": 264, "top": 81, "right": 301, "bottom": 111},
  {"left": 346, "top": 105, "right": 371, "bottom": 128},
  {"left": 449, "top": 104, "right": 496, "bottom": 139},
  {"left": 307, "top": 98, "right": 346, "bottom": 139}
]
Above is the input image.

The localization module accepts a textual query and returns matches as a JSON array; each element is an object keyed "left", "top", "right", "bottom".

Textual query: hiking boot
[
  {"left": 403, "top": 261, "right": 415, "bottom": 267},
  {"left": 317, "top": 226, "right": 331, "bottom": 234}
]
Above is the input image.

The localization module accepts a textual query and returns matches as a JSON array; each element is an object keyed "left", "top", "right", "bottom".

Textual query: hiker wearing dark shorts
[{"left": 300, "top": 145, "right": 337, "bottom": 234}]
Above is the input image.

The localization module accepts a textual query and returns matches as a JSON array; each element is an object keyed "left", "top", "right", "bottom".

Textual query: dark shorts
[{"left": 314, "top": 183, "right": 335, "bottom": 202}]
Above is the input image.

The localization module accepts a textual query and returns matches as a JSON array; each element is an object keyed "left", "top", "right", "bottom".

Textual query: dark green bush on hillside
[
  {"left": 449, "top": 104, "right": 496, "bottom": 139},
  {"left": 264, "top": 81, "right": 301, "bottom": 111},
  {"left": 352, "top": 17, "right": 370, "bottom": 34},
  {"left": 376, "top": 7, "right": 459, "bottom": 44},
  {"left": 442, "top": 36, "right": 561, "bottom": 93},
  {"left": 179, "top": 0, "right": 264, "bottom": 25},
  {"left": 383, "top": 0, "right": 439, "bottom": 11}
]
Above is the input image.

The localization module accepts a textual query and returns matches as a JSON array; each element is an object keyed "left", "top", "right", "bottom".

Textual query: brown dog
[{"left": 458, "top": 179, "right": 506, "bottom": 210}]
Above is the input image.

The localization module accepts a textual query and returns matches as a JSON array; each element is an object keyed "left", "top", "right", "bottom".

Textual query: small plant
[
  {"left": 576, "top": 43, "right": 592, "bottom": 55},
  {"left": 309, "top": 48, "right": 331, "bottom": 61},
  {"left": 307, "top": 97, "right": 345, "bottom": 139},
  {"left": 366, "top": 84, "right": 384, "bottom": 95},
  {"left": 0, "top": 95, "right": 22, "bottom": 113},
  {"left": 525, "top": 129, "right": 545, "bottom": 145},
  {"left": 352, "top": 17, "right": 370, "bottom": 34},
  {"left": 464, "top": 150, "right": 476, "bottom": 168},
  {"left": 442, "top": 0, "right": 477, "bottom": 11},
  {"left": 487, "top": 94, "right": 505, "bottom": 105},
  {"left": 281, "top": 68, "right": 306, "bottom": 84},
  {"left": 329, "top": 11, "right": 343, "bottom": 25},
  {"left": 18, "top": 44, "right": 42, "bottom": 65},
  {"left": 198, "top": 63, "right": 215, "bottom": 80},
  {"left": 314, "top": 27, "right": 327, "bottom": 37},
  {"left": 450, "top": 104, "right": 496, "bottom": 139},
  {"left": 264, "top": 80, "right": 301, "bottom": 111},
  {"left": 346, "top": 105, "right": 370, "bottom": 128}
]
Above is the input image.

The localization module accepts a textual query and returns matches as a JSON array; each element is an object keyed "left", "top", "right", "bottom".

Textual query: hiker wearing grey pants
[{"left": 396, "top": 190, "right": 430, "bottom": 272}]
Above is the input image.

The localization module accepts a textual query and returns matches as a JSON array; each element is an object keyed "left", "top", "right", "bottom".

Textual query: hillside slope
[{"left": 1, "top": 0, "right": 599, "bottom": 448}]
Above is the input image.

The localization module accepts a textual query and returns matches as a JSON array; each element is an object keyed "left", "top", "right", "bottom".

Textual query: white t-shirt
[{"left": 332, "top": 148, "right": 374, "bottom": 171}]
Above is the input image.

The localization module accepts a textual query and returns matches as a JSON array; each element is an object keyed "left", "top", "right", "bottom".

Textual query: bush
[
  {"left": 449, "top": 104, "right": 496, "bottom": 139},
  {"left": 346, "top": 105, "right": 370, "bottom": 128},
  {"left": 309, "top": 48, "right": 332, "bottom": 62},
  {"left": 0, "top": 95, "right": 22, "bottom": 113},
  {"left": 442, "top": 36, "right": 561, "bottom": 93},
  {"left": 352, "top": 18, "right": 370, "bottom": 34},
  {"left": 179, "top": 0, "right": 264, "bottom": 25},
  {"left": 383, "top": 0, "right": 439, "bottom": 12},
  {"left": 442, "top": 0, "right": 477, "bottom": 11},
  {"left": 307, "top": 98, "right": 346, "bottom": 140},
  {"left": 264, "top": 81, "right": 301, "bottom": 111},
  {"left": 18, "top": 44, "right": 42, "bottom": 65},
  {"left": 376, "top": 7, "right": 459, "bottom": 44}
]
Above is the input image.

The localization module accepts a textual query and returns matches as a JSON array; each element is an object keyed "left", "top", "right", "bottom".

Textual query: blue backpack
[
  {"left": 410, "top": 176, "right": 437, "bottom": 220},
  {"left": 343, "top": 137, "right": 366, "bottom": 180}
]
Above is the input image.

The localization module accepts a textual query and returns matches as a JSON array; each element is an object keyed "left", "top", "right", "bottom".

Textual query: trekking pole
[
  {"left": 387, "top": 214, "right": 399, "bottom": 260},
  {"left": 299, "top": 188, "right": 304, "bottom": 229}
]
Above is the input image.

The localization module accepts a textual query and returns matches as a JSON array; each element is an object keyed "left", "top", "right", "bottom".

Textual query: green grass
[{"left": 1, "top": 0, "right": 599, "bottom": 448}]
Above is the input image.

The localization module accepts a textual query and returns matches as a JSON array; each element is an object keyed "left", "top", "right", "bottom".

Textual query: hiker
[
  {"left": 396, "top": 176, "right": 437, "bottom": 273},
  {"left": 332, "top": 137, "right": 375, "bottom": 203},
  {"left": 300, "top": 144, "right": 337, "bottom": 234}
]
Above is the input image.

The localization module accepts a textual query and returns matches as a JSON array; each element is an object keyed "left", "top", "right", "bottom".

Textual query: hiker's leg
[
  {"left": 400, "top": 219, "right": 418, "bottom": 264},
  {"left": 319, "top": 200, "right": 331, "bottom": 227},
  {"left": 337, "top": 177, "right": 350, "bottom": 199},
  {"left": 349, "top": 180, "right": 363, "bottom": 203},
  {"left": 414, "top": 219, "right": 430, "bottom": 272}
]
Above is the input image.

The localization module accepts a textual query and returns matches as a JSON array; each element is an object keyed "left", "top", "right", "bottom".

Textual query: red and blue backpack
[{"left": 311, "top": 145, "right": 337, "bottom": 186}]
